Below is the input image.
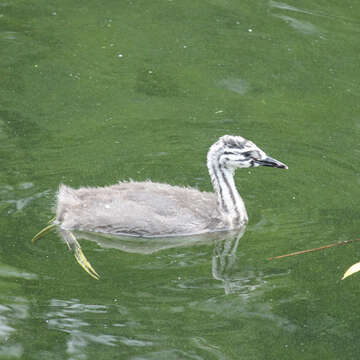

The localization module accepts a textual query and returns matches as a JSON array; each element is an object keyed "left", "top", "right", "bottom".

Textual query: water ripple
[
  {"left": 0, "top": 31, "right": 17, "bottom": 40},
  {"left": 218, "top": 78, "right": 249, "bottom": 95},
  {"left": 274, "top": 14, "right": 323, "bottom": 36},
  {"left": 0, "top": 182, "right": 51, "bottom": 214},
  {"left": 0, "top": 345, "right": 23, "bottom": 359},
  {"left": 46, "top": 298, "right": 156, "bottom": 359},
  {"left": 269, "top": 1, "right": 316, "bottom": 16},
  {"left": 0, "top": 264, "right": 37, "bottom": 280},
  {"left": 0, "top": 296, "right": 28, "bottom": 358}
]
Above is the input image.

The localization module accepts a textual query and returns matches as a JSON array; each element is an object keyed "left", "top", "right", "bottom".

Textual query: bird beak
[{"left": 256, "top": 156, "right": 288, "bottom": 169}]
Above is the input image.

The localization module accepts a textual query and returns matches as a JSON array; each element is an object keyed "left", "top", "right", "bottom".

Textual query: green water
[{"left": 1, "top": 0, "right": 360, "bottom": 358}]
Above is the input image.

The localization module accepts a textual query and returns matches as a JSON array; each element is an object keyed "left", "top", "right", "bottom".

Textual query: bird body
[
  {"left": 55, "top": 135, "right": 287, "bottom": 237},
  {"left": 56, "top": 181, "right": 221, "bottom": 237}
]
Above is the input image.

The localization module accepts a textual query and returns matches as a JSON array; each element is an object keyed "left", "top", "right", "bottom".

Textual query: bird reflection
[
  {"left": 57, "top": 226, "right": 247, "bottom": 294},
  {"left": 212, "top": 227, "right": 246, "bottom": 294}
]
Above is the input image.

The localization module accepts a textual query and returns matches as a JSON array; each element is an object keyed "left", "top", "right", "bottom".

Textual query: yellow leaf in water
[{"left": 342, "top": 262, "right": 360, "bottom": 280}]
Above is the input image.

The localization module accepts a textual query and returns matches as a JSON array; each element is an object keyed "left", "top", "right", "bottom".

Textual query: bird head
[{"left": 208, "top": 135, "right": 288, "bottom": 170}]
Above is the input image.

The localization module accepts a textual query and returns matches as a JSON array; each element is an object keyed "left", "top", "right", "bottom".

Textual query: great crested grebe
[{"left": 32, "top": 135, "right": 287, "bottom": 278}]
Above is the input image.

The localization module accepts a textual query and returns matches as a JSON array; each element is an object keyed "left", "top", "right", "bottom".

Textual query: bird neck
[{"left": 207, "top": 159, "right": 248, "bottom": 227}]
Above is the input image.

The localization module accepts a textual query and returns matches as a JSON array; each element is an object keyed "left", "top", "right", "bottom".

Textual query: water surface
[{"left": 1, "top": 0, "right": 360, "bottom": 359}]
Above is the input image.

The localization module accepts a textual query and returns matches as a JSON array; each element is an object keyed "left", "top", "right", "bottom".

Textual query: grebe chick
[{"left": 32, "top": 135, "right": 287, "bottom": 278}]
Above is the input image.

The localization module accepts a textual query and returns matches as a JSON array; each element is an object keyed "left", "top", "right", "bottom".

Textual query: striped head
[{"left": 207, "top": 135, "right": 288, "bottom": 170}]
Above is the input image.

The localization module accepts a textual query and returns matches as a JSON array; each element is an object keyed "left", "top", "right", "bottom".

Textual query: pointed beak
[{"left": 256, "top": 156, "right": 288, "bottom": 169}]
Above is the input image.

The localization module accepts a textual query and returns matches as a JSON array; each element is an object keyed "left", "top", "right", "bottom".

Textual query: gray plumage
[
  {"left": 57, "top": 181, "right": 219, "bottom": 237},
  {"left": 55, "top": 135, "right": 287, "bottom": 237}
]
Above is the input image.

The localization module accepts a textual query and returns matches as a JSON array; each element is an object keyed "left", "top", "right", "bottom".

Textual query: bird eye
[
  {"left": 243, "top": 150, "right": 261, "bottom": 160},
  {"left": 242, "top": 151, "right": 253, "bottom": 158}
]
